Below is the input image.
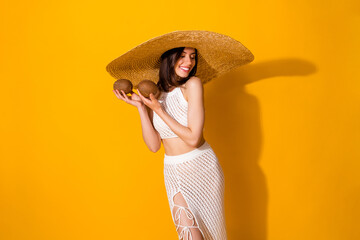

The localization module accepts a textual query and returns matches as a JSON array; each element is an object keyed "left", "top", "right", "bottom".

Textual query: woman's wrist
[
  {"left": 154, "top": 106, "right": 164, "bottom": 116},
  {"left": 137, "top": 104, "right": 147, "bottom": 112}
]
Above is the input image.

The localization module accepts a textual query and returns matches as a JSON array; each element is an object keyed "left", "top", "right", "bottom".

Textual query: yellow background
[{"left": 1, "top": 0, "right": 359, "bottom": 239}]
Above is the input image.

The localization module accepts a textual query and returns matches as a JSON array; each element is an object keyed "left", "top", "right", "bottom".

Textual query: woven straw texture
[{"left": 106, "top": 30, "right": 254, "bottom": 87}]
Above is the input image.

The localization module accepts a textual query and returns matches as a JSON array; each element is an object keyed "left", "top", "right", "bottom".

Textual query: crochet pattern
[
  {"left": 152, "top": 87, "right": 188, "bottom": 139},
  {"left": 153, "top": 84, "right": 227, "bottom": 239},
  {"left": 164, "top": 142, "right": 227, "bottom": 239}
]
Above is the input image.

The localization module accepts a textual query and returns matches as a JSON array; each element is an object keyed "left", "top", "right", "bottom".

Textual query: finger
[
  {"left": 137, "top": 89, "right": 145, "bottom": 100},
  {"left": 137, "top": 90, "right": 151, "bottom": 105},
  {"left": 121, "top": 90, "right": 130, "bottom": 101},
  {"left": 131, "top": 91, "right": 138, "bottom": 96},
  {"left": 113, "top": 89, "right": 121, "bottom": 99},
  {"left": 138, "top": 90, "right": 149, "bottom": 101},
  {"left": 116, "top": 89, "right": 127, "bottom": 101},
  {"left": 115, "top": 89, "right": 125, "bottom": 100},
  {"left": 140, "top": 93, "right": 151, "bottom": 104},
  {"left": 149, "top": 93, "right": 155, "bottom": 100},
  {"left": 137, "top": 89, "right": 143, "bottom": 97}
]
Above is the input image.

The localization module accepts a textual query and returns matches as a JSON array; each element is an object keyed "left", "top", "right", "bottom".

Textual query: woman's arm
[
  {"left": 113, "top": 89, "right": 161, "bottom": 153},
  {"left": 137, "top": 104, "right": 162, "bottom": 152},
  {"left": 138, "top": 77, "right": 204, "bottom": 147}
]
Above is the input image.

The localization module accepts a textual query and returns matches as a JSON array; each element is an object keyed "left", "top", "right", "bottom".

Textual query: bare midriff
[{"left": 162, "top": 135, "right": 206, "bottom": 156}]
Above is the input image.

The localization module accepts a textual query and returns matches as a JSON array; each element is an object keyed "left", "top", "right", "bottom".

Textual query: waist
[{"left": 164, "top": 141, "right": 211, "bottom": 165}]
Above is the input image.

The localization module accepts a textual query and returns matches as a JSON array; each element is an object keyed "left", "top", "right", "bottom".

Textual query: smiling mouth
[{"left": 180, "top": 66, "right": 190, "bottom": 72}]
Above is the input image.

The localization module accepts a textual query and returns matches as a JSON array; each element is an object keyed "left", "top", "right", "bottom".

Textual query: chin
[{"left": 175, "top": 72, "right": 189, "bottom": 79}]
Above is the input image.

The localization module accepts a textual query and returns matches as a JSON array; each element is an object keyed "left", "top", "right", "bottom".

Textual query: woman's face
[{"left": 174, "top": 47, "right": 196, "bottom": 78}]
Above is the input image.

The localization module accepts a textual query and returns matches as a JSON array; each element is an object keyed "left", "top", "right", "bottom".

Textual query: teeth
[{"left": 180, "top": 67, "right": 189, "bottom": 71}]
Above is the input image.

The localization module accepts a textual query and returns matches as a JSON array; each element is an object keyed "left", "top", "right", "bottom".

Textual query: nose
[{"left": 184, "top": 55, "right": 193, "bottom": 66}]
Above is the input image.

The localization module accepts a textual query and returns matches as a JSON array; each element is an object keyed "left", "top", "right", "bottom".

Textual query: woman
[
  {"left": 113, "top": 47, "right": 228, "bottom": 240},
  {"left": 108, "top": 30, "right": 254, "bottom": 240}
]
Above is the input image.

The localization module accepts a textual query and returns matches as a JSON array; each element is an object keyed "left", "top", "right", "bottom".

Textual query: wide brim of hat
[{"left": 106, "top": 30, "right": 254, "bottom": 87}]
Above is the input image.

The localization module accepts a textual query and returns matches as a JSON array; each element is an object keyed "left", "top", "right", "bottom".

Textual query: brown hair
[{"left": 157, "top": 47, "right": 198, "bottom": 92}]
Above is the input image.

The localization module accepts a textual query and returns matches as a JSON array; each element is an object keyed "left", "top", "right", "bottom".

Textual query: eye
[{"left": 181, "top": 55, "right": 196, "bottom": 59}]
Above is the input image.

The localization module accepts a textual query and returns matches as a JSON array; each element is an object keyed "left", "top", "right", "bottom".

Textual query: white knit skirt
[{"left": 163, "top": 141, "right": 228, "bottom": 240}]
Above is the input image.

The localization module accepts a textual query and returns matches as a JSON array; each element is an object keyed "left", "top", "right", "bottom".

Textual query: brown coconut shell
[
  {"left": 113, "top": 79, "right": 133, "bottom": 94},
  {"left": 137, "top": 79, "right": 160, "bottom": 99}
]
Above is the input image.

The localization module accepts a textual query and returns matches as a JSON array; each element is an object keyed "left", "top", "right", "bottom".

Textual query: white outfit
[
  {"left": 153, "top": 87, "right": 228, "bottom": 240},
  {"left": 152, "top": 87, "right": 188, "bottom": 139}
]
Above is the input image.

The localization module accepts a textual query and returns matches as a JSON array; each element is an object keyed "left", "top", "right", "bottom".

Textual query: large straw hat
[{"left": 106, "top": 30, "right": 254, "bottom": 87}]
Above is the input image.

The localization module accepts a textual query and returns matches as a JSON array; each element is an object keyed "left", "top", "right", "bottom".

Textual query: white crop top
[{"left": 152, "top": 87, "right": 188, "bottom": 139}]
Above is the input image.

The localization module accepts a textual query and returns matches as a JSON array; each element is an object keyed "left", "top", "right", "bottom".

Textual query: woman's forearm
[
  {"left": 137, "top": 105, "right": 161, "bottom": 152},
  {"left": 155, "top": 108, "right": 198, "bottom": 147}
]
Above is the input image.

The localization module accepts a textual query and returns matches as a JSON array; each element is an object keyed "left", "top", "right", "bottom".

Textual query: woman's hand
[
  {"left": 137, "top": 90, "right": 162, "bottom": 113},
  {"left": 113, "top": 89, "right": 144, "bottom": 108}
]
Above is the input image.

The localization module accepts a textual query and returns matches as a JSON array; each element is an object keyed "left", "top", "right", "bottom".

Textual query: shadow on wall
[{"left": 204, "top": 58, "right": 317, "bottom": 240}]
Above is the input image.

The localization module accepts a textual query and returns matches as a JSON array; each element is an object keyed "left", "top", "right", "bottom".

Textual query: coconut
[
  {"left": 113, "top": 79, "right": 133, "bottom": 94},
  {"left": 137, "top": 80, "right": 160, "bottom": 99}
]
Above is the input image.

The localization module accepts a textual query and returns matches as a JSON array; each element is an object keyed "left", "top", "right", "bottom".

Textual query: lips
[{"left": 180, "top": 66, "right": 190, "bottom": 72}]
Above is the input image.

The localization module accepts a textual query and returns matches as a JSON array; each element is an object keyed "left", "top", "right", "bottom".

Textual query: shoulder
[
  {"left": 185, "top": 76, "right": 202, "bottom": 88},
  {"left": 183, "top": 76, "right": 203, "bottom": 101},
  {"left": 184, "top": 76, "right": 203, "bottom": 94}
]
